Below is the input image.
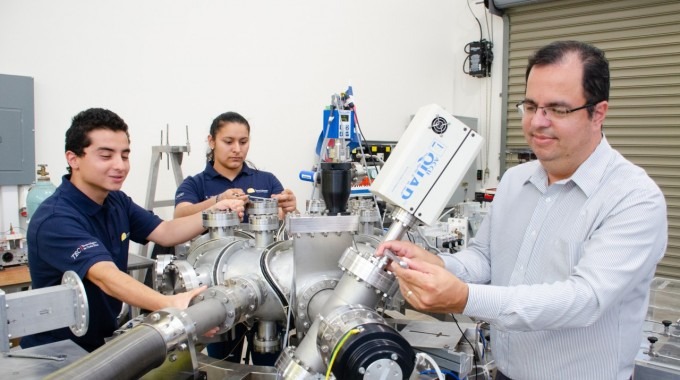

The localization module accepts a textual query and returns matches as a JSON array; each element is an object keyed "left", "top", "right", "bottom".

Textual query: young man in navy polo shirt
[{"left": 21, "top": 108, "right": 244, "bottom": 352}]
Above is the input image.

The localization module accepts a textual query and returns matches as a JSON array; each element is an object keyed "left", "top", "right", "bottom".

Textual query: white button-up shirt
[{"left": 442, "top": 137, "right": 667, "bottom": 380}]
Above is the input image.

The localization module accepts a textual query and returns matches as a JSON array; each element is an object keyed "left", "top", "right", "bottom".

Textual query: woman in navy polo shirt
[
  {"left": 174, "top": 111, "right": 297, "bottom": 221},
  {"left": 173, "top": 111, "right": 297, "bottom": 364}
]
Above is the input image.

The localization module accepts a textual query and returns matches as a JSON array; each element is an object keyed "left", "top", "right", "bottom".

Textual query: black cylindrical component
[
  {"left": 46, "top": 325, "right": 167, "bottom": 380},
  {"left": 331, "top": 323, "right": 415, "bottom": 380},
  {"left": 320, "top": 162, "right": 352, "bottom": 215}
]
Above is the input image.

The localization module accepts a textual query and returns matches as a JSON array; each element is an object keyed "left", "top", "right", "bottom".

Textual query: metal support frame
[{"left": 140, "top": 125, "right": 190, "bottom": 260}]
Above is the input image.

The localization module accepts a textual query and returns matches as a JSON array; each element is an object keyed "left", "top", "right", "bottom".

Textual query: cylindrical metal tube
[
  {"left": 382, "top": 207, "right": 416, "bottom": 242},
  {"left": 45, "top": 326, "right": 166, "bottom": 380},
  {"left": 183, "top": 298, "right": 228, "bottom": 334},
  {"left": 46, "top": 295, "right": 229, "bottom": 380}
]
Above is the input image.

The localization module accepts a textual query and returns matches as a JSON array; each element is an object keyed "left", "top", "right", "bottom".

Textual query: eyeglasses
[{"left": 516, "top": 100, "right": 596, "bottom": 120}]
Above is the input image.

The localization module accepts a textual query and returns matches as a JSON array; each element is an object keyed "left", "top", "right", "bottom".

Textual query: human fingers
[
  {"left": 215, "top": 199, "right": 245, "bottom": 212},
  {"left": 376, "top": 240, "right": 416, "bottom": 258},
  {"left": 402, "top": 285, "right": 416, "bottom": 302},
  {"left": 189, "top": 285, "right": 208, "bottom": 299},
  {"left": 223, "top": 189, "right": 247, "bottom": 200},
  {"left": 394, "top": 263, "right": 461, "bottom": 312},
  {"left": 203, "top": 326, "right": 220, "bottom": 338},
  {"left": 170, "top": 285, "right": 208, "bottom": 309},
  {"left": 271, "top": 193, "right": 289, "bottom": 202},
  {"left": 389, "top": 258, "right": 439, "bottom": 285}
]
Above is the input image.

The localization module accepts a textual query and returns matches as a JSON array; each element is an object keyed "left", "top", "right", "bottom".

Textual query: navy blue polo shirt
[
  {"left": 21, "top": 175, "right": 162, "bottom": 352},
  {"left": 175, "top": 162, "right": 284, "bottom": 221}
]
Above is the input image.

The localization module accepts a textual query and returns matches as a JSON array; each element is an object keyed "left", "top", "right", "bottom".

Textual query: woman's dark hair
[
  {"left": 206, "top": 111, "right": 251, "bottom": 162},
  {"left": 65, "top": 108, "right": 130, "bottom": 173},
  {"left": 525, "top": 40, "right": 610, "bottom": 117}
]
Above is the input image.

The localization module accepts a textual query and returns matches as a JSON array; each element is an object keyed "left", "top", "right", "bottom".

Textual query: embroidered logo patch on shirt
[{"left": 71, "top": 241, "right": 100, "bottom": 260}]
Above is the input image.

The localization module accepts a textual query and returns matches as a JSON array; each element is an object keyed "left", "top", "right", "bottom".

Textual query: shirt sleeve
[
  {"left": 175, "top": 176, "right": 202, "bottom": 205},
  {"left": 127, "top": 200, "right": 163, "bottom": 244},
  {"left": 270, "top": 173, "right": 284, "bottom": 195},
  {"left": 461, "top": 184, "right": 667, "bottom": 331},
  {"left": 31, "top": 214, "right": 114, "bottom": 284},
  {"left": 441, "top": 203, "right": 493, "bottom": 284}
]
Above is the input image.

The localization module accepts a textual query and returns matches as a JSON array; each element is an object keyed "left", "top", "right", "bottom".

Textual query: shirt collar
[
  {"left": 204, "top": 161, "right": 253, "bottom": 180},
  {"left": 525, "top": 135, "right": 613, "bottom": 197},
  {"left": 569, "top": 135, "right": 613, "bottom": 197},
  {"left": 60, "top": 175, "right": 106, "bottom": 216}
]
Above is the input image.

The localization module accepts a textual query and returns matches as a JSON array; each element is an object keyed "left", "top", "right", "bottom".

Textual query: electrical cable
[
  {"left": 276, "top": 217, "right": 287, "bottom": 241},
  {"left": 438, "top": 204, "right": 460, "bottom": 222},
  {"left": 310, "top": 103, "right": 337, "bottom": 206},
  {"left": 460, "top": 1, "right": 496, "bottom": 184},
  {"left": 281, "top": 244, "right": 297, "bottom": 348},
  {"left": 466, "top": 0, "right": 483, "bottom": 41},
  {"left": 479, "top": 328, "right": 486, "bottom": 359},
  {"left": 347, "top": 98, "right": 385, "bottom": 226},
  {"left": 420, "top": 369, "right": 461, "bottom": 380},
  {"left": 325, "top": 328, "right": 361, "bottom": 379},
  {"left": 450, "top": 313, "right": 479, "bottom": 379},
  {"left": 260, "top": 245, "right": 291, "bottom": 314},
  {"left": 415, "top": 225, "right": 443, "bottom": 254},
  {"left": 472, "top": 364, "right": 491, "bottom": 380},
  {"left": 196, "top": 327, "right": 249, "bottom": 371},
  {"left": 416, "top": 352, "right": 447, "bottom": 380}
]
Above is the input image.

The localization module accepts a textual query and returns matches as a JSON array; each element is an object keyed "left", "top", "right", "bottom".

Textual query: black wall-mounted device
[{"left": 464, "top": 39, "right": 494, "bottom": 78}]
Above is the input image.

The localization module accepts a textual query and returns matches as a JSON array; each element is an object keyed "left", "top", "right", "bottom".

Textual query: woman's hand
[
  {"left": 219, "top": 189, "right": 249, "bottom": 202},
  {"left": 211, "top": 198, "right": 245, "bottom": 219},
  {"left": 272, "top": 189, "right": 297, "bottom": 214}
]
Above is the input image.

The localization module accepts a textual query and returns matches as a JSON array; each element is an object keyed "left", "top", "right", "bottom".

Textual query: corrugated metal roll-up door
[{"left": 502, "top": 0, "right": 680, "bottom": 279}]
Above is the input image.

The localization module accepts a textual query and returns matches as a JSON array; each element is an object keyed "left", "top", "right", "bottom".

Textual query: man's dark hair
[
  {"left": 207, "top": 111, "right": 251, "bottom": 162},
  {"left": 526, "top": 40, "right": 610, "bottom": 117},
  {"left": 65, "top": 108, "right": 130, "bottom": 173}
]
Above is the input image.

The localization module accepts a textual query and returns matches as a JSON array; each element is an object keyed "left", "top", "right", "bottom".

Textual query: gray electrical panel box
[{"left": 0, "top": 74, "right": 35, "bottom": 185}]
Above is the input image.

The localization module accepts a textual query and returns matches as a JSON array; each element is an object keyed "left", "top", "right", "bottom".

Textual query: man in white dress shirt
[{"left": 378, "top": 40, "right": 668, "bottom": 380}]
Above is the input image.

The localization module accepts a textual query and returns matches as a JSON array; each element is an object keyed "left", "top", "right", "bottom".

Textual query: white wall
[{"left": 0, "top": 0, "right": 504, "bottom": 240}]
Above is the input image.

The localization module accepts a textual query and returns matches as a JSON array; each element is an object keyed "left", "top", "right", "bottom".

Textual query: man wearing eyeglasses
[{"left": 378, "top": 41, "right": 667, "bottom": 380}]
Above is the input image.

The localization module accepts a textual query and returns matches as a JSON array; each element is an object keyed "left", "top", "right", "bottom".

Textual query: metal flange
[
  {"left": 161, "top": 260, "right": 202, "bottom": 294},
  {"left": 337, "top": 247, "right": 399, "bottom": 298},
  {"left": 295, "top": 278, "right": 338, "bottom": 334},
  {"left": 275, "top": 346, "right": 323, "bottom": 380},
  {"left": 316, "top": 304, "right": 385, "bottom": 365},
  {"left": 247, "top": 197, "right": 278, "bottom": 216},
  {"left": 202, "top": 209, "right": 240, "bottom": 228},
  {"left": 62, "top": 270, "right": 89, "bottom": 337}
]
